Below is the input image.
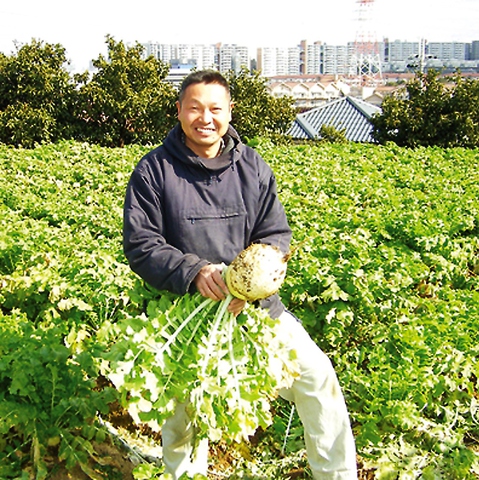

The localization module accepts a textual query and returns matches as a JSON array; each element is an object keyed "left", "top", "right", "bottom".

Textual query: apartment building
[
  {"left": 427, "top": 42, "right": 469, "bottom": 61},
  {"left": 386, "top": 40, "right": 420, "bottom": 62},
  {"left": 217, "top": 44, "right": 249, "bottom": 72},
  {"left": 472, "top": 41, "right": 479, "bottom": 60},
  {"left": 257, "top": 46, "right": 301, "bottom": 76},
  {"left": 141, "top": 42, "right": 249, "bottom": 73},
  {"left": 322, "top": 44, "right": 350, "bottom": 75},
  {"left": 303, "top": 41, "right": 322, "bottom": 75},
  {"left": 257, "top": 47, "right": 277, "bottom": 76}
]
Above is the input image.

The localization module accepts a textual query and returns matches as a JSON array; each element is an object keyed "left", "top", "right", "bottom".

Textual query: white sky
[{"left": 1, "top": 0, "right": 478, "bottom": 71}]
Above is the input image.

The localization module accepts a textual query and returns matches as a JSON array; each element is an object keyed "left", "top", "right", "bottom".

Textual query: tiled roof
[{"left": 289, "top": 96, "right": 382, "bottom": 143}]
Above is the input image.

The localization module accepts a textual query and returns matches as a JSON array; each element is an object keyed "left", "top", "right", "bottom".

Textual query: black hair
[{"left": 178, "top": 70, "right": 230, "bottom": 103}]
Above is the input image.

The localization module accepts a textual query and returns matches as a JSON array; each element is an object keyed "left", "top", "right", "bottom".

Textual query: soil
[{"left": 38, "top": 401, "right": 375, "bottom": 479}]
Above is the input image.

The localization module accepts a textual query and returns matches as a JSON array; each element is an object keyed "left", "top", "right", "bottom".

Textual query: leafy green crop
[
  {"left": 0, "top": 140, "right": 478, "bottom": 478},
  {"left": 261, "top": 140, "right": 479, "bottom": 478},
  {"left": 0, "top": 311, "right": 116, "bottom": 479},
  {"left": 103, "top": 290, "right": 298, "bottom": 446}
]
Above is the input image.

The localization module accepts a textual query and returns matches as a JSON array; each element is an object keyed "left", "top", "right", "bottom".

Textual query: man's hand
[
  {"left": 228, "top": 297, "right": 246, "bottom": 317},
  {"left": 194, "top": 264, "right": 228, "bottom": 301},
  {"left": 194, "top": 264, "right": 246, "bottom": 316}
]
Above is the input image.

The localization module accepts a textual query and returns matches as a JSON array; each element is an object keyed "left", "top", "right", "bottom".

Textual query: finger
[
  {"left": 228, "top": 298, "right": 246, "bottom": 316},
  {"left": 208, "top": 271, "right": 229, "bottom": 299},
  {"left": 211, "top": 269, "right": 228, "bottom": 290},
  {"left": 202, "top": 276, "right": 228, "bottom": 301},
  {"left": 207, "top": 283, "right": 226, "bottom": 301},
  {"left": 213, "top": 283, "right": 228, "bottom": 300},
  {"left": 199, "top": 282, "right": 222, "bottom": 301}
]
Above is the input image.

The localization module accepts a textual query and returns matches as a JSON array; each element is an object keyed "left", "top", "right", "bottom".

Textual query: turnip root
[{"left": 225, "top": 243, "right": 290, "bottom": 301}]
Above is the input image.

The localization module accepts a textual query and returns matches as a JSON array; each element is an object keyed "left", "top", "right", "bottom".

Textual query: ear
[
  {"left": 229, "top": 102, "right": 234, "bottom": 121},
  {"left": 176, "top": 101, "right": 181, "bottom": 117}
]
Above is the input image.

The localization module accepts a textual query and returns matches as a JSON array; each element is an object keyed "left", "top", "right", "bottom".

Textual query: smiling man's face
[{"left": 177, "top": 82, "right": 233, "bottom": 159}]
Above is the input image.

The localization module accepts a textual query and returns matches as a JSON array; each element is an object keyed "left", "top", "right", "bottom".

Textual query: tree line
[
  {"left": 371, "top": 69, "right": 479, "bottom": 148},
  {"left": 1, "top": 35, "right": 479, "bottom": 149},
  {"left": 0, "top": 36, "right": 296, "bottom": 148}
]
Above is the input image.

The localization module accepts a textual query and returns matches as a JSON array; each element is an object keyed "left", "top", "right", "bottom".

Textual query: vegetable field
[{"left": 0, "top": 140, "right": 478, "bottom": 479}]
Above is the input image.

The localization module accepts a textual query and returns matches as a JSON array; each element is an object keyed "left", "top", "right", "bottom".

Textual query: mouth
[{"left": 196, "top": 127, "right": 216, "bottom": 134}]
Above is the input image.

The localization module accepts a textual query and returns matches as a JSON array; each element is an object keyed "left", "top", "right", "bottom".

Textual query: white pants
[{"left": 162, "top": 311, "right": 358, "bottom": 479}]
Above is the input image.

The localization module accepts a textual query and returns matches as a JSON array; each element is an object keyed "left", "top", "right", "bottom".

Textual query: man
[{"left": 123, "top": 70, "right": 357, "bottom": 479}]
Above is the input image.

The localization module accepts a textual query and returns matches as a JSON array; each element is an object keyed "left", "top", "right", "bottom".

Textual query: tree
[
  {"left": 446, "top": 74, "right": 479, "bottom": 148},
  {"left": 226, "top": 68, "right": 296, "bottom": 141},
  {"left": 75, "top": 36, "right": 177, "bottom": 147},
  {"left": 319, "top": 124, "right": 348, "bottom": 144},
  {"left": 0, "top": 40, "right": 76, "bottom": 147},
  {"left": 371, "top": 70, "right": 479, "bottom": 148}
]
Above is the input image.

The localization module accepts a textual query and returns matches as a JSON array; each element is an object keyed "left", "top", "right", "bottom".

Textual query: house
[
  {"left": 267, "top": 75, "right": 351, "bottom": 108},
  {"left": 289, "top": 96, "right": 382, "bottom": 143}
]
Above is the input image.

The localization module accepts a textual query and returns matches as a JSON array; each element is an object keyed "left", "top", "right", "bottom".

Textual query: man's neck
[{"left": 185, "top": 138, "right": 224, "bottom": 159}]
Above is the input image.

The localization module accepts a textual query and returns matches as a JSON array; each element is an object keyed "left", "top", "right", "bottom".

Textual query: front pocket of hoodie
[{"left": 175, "top": 205, "right": 248, "bottom": 264}]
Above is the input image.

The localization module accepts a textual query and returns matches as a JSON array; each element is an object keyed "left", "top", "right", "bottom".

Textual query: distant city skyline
[
  {"left": 143, "top": 39, "right": 479, "bottom": 79},
  {"left": 1, "top": 0, "right": 478, "bottom": 72}
]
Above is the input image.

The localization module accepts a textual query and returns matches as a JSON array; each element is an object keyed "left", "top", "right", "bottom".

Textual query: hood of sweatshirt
[{"left": 162, "top": 123, "right": 243, "bottom": 173}]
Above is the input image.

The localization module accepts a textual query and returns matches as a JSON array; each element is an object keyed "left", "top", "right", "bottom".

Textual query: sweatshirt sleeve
[
  {"left": 122, "top": 159, "right": 209, "bottom": 294},
  {"left": 249, "top": 152, "right": 292, "bottom": 255}
]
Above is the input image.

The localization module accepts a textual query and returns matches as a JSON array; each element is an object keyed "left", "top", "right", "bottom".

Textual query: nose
[{"left": 200, "top": 109, "right": 213, "bottom": 123}]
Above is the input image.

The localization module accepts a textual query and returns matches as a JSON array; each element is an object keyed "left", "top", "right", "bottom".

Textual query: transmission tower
[{"left": 349, "top": 0, "right": 383, "bottom": 85}]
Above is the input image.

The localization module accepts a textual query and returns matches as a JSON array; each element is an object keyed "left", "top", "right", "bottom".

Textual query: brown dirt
[
  {"left": 47, "top": 440, "right": 136, "bottom": 480},
  {"left": 33, "top": 401, "right": 376, "bottom": 479}
]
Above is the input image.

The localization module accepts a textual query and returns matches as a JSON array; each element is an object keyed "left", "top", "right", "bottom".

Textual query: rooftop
[{"left": 289, "top": 96, "right": 382, "bottom": 143}]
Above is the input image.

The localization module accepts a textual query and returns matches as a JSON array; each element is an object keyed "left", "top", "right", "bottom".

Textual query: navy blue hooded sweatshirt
[{"left": 122, "top": 124, "right": 292, "bottom": 318}]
